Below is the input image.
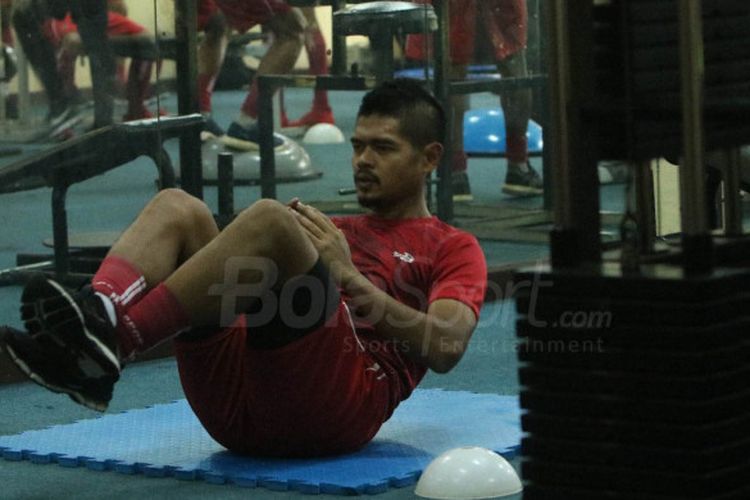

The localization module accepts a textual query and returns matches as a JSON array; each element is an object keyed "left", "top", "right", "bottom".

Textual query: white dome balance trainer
[
  {"left": 415, "top": 447, "right": 522, "bottom": 499},
  {"left": 194, "top": 134, "right": 317, "bottom": 183},
  {"left": 302, "top": 123, "right": 346, "bottom": 144}
]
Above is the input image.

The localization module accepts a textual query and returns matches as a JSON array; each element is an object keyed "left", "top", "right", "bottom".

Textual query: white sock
[
  {"left": 236, "top": 113, "right": 257, "bottom": 128},
  {"left": 95, "top": 292, "right": 118, "bottom": 328}
]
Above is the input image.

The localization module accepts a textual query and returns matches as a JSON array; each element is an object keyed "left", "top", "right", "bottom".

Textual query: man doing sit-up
[{"left": 0, "top": 79, "right": 487, "bottom": 457}]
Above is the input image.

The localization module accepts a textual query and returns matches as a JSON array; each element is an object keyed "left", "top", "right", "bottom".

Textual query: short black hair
[{"left": 357, "top": 78, "right": 446, "bottom": 148}]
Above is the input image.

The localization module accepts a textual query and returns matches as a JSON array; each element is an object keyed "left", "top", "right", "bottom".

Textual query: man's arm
[
  {"left": 344, "top": 271, "right": 478, "bottom": 373},
  {"left": 289, "top": 200, "right": 478, "bottom": 373}
]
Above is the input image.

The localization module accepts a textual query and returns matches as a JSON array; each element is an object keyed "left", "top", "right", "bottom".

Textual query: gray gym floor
[{"left": 0, "top": 87, "right": 618, "bottom": 499}]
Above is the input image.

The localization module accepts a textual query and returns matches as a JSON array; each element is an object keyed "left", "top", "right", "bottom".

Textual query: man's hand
[{"left": 288, "top": 200, "right": 355, "bottom": 286}]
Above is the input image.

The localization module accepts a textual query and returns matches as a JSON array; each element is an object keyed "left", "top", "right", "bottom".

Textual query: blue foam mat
[{"left": 0, "top": 389, "right": 520, "bottom": 495}]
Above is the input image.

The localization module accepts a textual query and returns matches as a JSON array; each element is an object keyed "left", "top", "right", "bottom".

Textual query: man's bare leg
[
  {"left": 282, "top": 5, "right": 336, "bottom": 128},
  {"left": 449, "top": 64, "right": 471, "bottom": 201},
  {"left": 256, "top": 9, "right": 305, "bottom": 77},
  {"left": 496, "top": 50, "right": 532, "bottom": 167},
  {"left": 235, "top": 8, "right": 305, "bottom": 129},
  {"left": 497, "top": 50, "right": 541, "bottom": 196},
  {"left": 197, "top": 10, "right": 228, "bottom": 134},
  {"left": 197, "top": 14, "right": 228, "bottom": 91},
  {"left": 104, "top": 188, "right": 220, "bottom": 286},
  {"left": 161, "top": 198, "right": 319, "bottom": 328}
]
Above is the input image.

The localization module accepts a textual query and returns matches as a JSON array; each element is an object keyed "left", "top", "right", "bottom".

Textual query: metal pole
[
  {"left": 218, "top": 152, "right": 235, "bottom": 217},
  {"left": 258, "top": 75, "right": 277, "bottom": 200},
  {"left": 526, "top": 0, "right": 541, "bottom": 75},
  {"left": 0, "top": 5, "right": 5, "bottom": 123},
  {"left": 175, "top": 0, "right": 203, "bottom": 199},
  {"left": 434, "top": 0, "right": 453, "bottom": 222},
  {"left": 678, "top": 0, "right": 712, "bottom": 272},
  {"left": 545, "top": 0, "right": 580, "bottom": 268},
  {"left": 722, "top": 148, "right": 743, "bottom": 236},
  {"left": 331, "top": 0, "right": 347, "bottom": 75},
  {"left": 547, "top": 0, "right": 572, "bottom": 229},
  {"left": 52, "top": 185, "right": 70, "bottom": 276},
  {"left": 635, "top": 160, "right": 656, "bottom": 255}
]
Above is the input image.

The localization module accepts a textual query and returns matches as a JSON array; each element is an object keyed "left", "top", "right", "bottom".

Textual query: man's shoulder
[
  {"left": 334, "top": 215, "right": 477, "bottom": 243},
  {"left": 331, "top": 214, "right": 363, "bottom": 229},
  {"left": 423, "top": 217, "right": 479, "bottom": 243}
]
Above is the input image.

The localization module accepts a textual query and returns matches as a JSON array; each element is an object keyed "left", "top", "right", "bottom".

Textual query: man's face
[{"left": 350, "top": 114, "right": 428, "bottom": 212}]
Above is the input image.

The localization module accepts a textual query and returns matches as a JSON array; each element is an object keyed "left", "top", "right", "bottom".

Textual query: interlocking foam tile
[{"left": 0, "top": 389, "right": 520, "bottom": 495}]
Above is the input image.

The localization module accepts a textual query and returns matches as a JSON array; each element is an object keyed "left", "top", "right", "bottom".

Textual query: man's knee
[
  {"left": 203, "top": 11, "right": 227, "bottom": 41},
  {"left": 235, "top": 198, "right": 307, "bottom": 250},
  {"left": 242, "top": 198, "right": 294, "bottom": 231},
  {"left": 233, "top": 198, "right": 318, "bottom": 281},
  {"left": 267, "top": 8, "right": 306, "bottom": 43},
  {"left": 150, "top": 188, "right": 214, "bottom": 228}
]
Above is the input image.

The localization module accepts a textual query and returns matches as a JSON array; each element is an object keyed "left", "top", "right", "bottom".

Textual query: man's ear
[{"left": 422, "top": 142, "right": 444, "bottom": 174}]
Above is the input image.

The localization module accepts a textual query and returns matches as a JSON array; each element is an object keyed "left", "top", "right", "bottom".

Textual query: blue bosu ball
[{"left": 463, "top": 107, "right": 543, "bottom": 156}]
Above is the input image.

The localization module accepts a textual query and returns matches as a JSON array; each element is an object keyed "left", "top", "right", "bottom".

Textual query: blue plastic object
[
  {"left": 0, "top": 389, "right": 521, "bottom": 495},
  {"left": 464, "top": 107, "right": 543, "bottom": 156}
]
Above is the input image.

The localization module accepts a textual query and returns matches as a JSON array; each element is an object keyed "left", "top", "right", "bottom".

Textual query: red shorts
[
  {"left": 198, "top": 0, "right": 292, "bottom": 33},
  {"left": 173, "top": 300, "right": 393, "bottom": 457},
  {"left": 406, "top": 0, "right": 527, "bottom": 64},
  {"left": 45, "top": 11, "right": 145, "bottom": 45}
]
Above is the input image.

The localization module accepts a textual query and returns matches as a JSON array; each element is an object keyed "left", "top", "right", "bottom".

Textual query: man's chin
[{"left": 357, "top": 195, "right": 381, "bottom": 211}]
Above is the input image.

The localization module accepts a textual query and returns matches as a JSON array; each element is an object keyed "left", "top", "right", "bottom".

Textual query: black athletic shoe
[
  {"left": 14, "top": 275, "right": 121, "bottom": 410},
  {"left": 0, "top": 325, "right": 118, "bottom": 411},
  {"left": 502, "top": 162, "right": 543, "bottom": 197},
  {"left": 226, "top": 121, "right": 283, "bottom": 147}
]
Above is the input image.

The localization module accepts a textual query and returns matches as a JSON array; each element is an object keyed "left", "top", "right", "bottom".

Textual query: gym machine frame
[{"left": 516, "top": 1, "right": 750, "bottom": 497}]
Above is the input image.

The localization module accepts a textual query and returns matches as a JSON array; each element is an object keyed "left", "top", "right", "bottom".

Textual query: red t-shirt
[{"left": 333, "top": 214, "right": 487, "bottom": 410}]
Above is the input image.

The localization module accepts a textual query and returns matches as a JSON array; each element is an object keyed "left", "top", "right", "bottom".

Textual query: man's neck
[{"left": 372, "top": 202, "right": 431, "bottom": 220}]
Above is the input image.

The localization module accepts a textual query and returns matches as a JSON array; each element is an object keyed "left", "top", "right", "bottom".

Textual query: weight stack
[{"left": 514, "top": 263, "right": 750, "bottom": 499}]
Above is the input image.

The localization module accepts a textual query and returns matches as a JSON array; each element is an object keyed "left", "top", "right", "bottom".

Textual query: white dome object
[
  {"left": 193, "top": 135, "right": 316, "bottom": 182},
  {"left": 302, "top": 123, "right": 345, "bottom": 144},
  {"left": 415, "top": 447, "right": 522, "bottom": 499}
]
